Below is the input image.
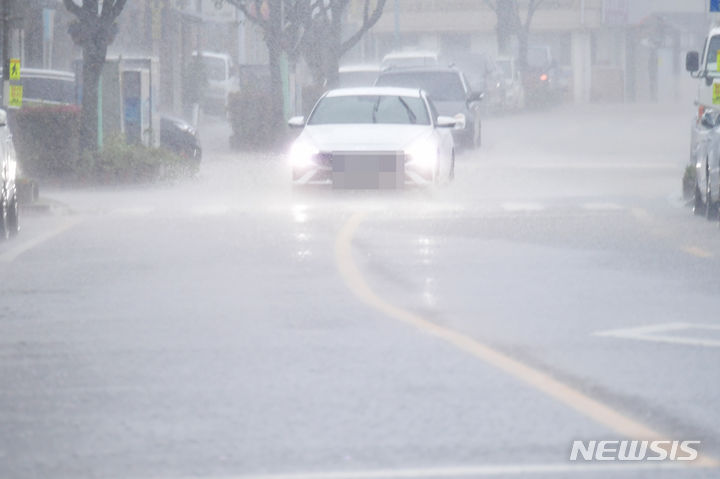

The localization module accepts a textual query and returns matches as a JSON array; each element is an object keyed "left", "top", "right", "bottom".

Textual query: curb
[{"left": 20, "top": 198, "right": 72, "bottom": 216}]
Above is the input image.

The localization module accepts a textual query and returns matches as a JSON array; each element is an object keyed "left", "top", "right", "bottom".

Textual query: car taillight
[
  {"left": 698, "top": 105, "right": 706, "bottom": 124},
  {"left": 540, "top": 74, "right": 548, "bottom": 81}
]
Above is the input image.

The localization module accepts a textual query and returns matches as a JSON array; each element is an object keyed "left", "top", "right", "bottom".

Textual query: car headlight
[
  {"left": 405, "top": 136, "right": 438, "bottom": 171},
  {"left": 289, "top": 141, "right": 319, "bottom": 169}
]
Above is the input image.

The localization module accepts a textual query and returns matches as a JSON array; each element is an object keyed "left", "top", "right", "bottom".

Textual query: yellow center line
[
  {"left": 682, "top": 246, "right": 714, "bottom": 259},
  {"left": 334, "top": 210, "right": 718, "bottom": 468},
  {"left": 630, "top": 208, "right": 716, "bottom": 259}
]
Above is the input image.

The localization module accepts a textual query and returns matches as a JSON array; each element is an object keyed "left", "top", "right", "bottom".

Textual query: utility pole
[{"left": 2, "top": 0, "right": 10, "bottom": 108}]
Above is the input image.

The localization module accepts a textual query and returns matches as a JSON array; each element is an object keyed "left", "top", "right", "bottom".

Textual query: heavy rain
[{"left": 0, "top": 1, "right": 719, "bottom": 478}]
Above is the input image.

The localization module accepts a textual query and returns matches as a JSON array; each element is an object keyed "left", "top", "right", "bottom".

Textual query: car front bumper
[{"left": 292, "top": 151, "right": 434, "bottom": 188}]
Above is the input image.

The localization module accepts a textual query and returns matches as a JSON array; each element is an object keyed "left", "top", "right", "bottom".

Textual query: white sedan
[{"left": 287, "top": 87, "right": 459, "bottom": 189}]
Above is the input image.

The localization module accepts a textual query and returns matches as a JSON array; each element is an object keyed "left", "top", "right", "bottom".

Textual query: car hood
[{"left": 301, "top": 124, "right": 431, "bottom": 152}]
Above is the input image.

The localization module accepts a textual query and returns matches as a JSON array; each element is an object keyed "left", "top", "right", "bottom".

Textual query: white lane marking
[
  {"left": 111, "top": 207, "right": 155, "bottom": 217},
  {"left": 0, "top": 217, "right": 83, "bottom": 263},
  {"left": 581, "top": 202, "right": 624, "bottom": 211},
  {"left": 682, "top": 246, "right": 714, "bottom": 259},
  {"left": 186, "top": 462, "right": 689, "bottom": 479},
  {"left": 191, "top": 204, "right": 232, "bottom": 216},
  {"left": 502, "top": 163, "right": 677, "bottom": 171},
  {"left": 595, "top": 323, "right": 720, "bottom": 348},
  {"left": 501, "top": 202, "right": 546, "bottom": 212},
  {"left": 334, "top": 212, "right": 718, "bottom": 468}
]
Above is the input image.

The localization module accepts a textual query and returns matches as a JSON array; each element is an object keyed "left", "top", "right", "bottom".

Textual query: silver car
[
  {"left": 287, "top": 87, "right": 458, "bottom": 188},
  {"left": 693, "top": 108, "right": 720, "bottom": 223},
  {"left": 0, "top": 109, "right": 19, "bottom": 239}
]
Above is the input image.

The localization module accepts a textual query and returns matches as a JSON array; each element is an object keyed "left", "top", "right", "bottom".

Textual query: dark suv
[{"left": 375, "top": 67, "right": 483, "bottom": 149}]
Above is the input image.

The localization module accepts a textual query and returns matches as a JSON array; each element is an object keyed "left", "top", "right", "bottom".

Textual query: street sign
[
  {"left": 8, "top": 85, "right": 22, "bottom": 108},
  {"left": 712, "top": 0, "right": 720, "bottom": 12},
  {"left": 9, "top": 59, "right": 20, "bottom": 80}
]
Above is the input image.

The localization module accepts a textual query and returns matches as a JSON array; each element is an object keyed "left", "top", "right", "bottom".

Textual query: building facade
[{"left": 351, "top": 0, "right": 709, "bottom": 103}]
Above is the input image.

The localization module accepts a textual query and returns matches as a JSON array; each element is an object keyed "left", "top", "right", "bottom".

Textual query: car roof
[
  {"left": 325, "top": 87, "right": 423, "bottom": 98},
  {"left": 383, "top": 51, "right": 438, "bottom": 60},
  {"left": 192, "top": 51, "right": 231, "bottom": 60},
  {"left": 339, "top": 64, "right": 381, "bottom": 73},
  {"left": 379, "top": 67, "right": 461, "bottom": 75}
]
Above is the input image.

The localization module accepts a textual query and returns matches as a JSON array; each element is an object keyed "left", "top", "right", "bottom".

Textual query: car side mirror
[
  {"left": 288, "top": 116, "right": 305, "bottom": 128},
  {"left": 436, "top": 116, "right": 457, "bottom": 128},
  {"left": 686, "top": 51, "right": 699, "bottom": 73},
  {"left": 467, "top": 91, "right": 484, "bottom": 104},
  {"left": 451, "top": 114, "right": 466, "bottom": 130}
]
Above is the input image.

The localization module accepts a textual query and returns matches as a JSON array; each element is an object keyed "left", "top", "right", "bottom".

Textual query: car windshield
[
  {"left": 375, "top": 71, "right": 466, "bottom": 102},
  {"left": 22, "top": 77, "right": 76, "bottom": 104},
  {"left": 705, "top": 35, "right": 720, "bottom": 73},
  {"left": 308, "top": 95, "right": 430, "bottom": 125},
  {"left": 200, "top": 56, "right": 227, "bottom": 81}
]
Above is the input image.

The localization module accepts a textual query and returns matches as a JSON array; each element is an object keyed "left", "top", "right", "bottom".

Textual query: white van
[
  {"left": 192, "top": 51, "right": 239, "bottom": 114},
  {"left": 381, "top": 51, "right": 439, "bottom": 70},
  {"left": 686, "top": 27, "right": 720, "bottom": 218}
]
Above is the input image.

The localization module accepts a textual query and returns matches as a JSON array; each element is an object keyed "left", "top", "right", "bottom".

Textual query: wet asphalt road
[{"left": 1, "top": 104, "right": 719, "bottom": 479}]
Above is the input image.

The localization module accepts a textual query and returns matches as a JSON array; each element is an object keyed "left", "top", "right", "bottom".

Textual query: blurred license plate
[{"left": 332, "top": 152, "right": 405, "bottom": 189}]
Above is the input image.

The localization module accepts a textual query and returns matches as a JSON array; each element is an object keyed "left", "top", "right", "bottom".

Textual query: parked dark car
[
  {"left": 160, "top": 115, "right": 201, "bottom": 166},
  {"left": 446, "top": 52, "right": 504, "bottom": 113}
]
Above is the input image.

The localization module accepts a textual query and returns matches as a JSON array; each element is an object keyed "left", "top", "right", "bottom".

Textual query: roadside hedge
[
  {"left": 13, "top": 105, "right": 81, "bottom": 178},
  {"left": 12, "top": 105, "right": 195, "bottom": 184},
  {"left": 88, "top": 135, "right": 197, "bottom": 184}
]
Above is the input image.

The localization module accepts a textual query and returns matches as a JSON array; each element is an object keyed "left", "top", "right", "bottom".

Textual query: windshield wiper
[
  {"left": 372, "top": 97, "right": 380, "bottom": 124},
  {"left": 397, "top": 97, "right": 417, "bottom": 124}
]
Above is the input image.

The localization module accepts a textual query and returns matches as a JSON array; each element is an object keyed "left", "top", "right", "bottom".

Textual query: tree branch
[
  {"left": 62, "top": 0, "right": 84, "bottom": 19},
  {"left": 225, "top": 0, "right": 270, "bottom": 30},
  {"left": 101, "top": 0, "right": 129, "bottom": 24},
  {"left": 340, "top": 0, "right": 387, "bottom": 55},
  {"left": 524, "top": 0, "right": 546, "bottom": 28}
]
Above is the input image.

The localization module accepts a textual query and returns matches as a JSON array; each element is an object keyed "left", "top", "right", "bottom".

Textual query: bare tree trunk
[
  {"left": 323, "top": 16, "right": 343, "bottom": 89},
  {"left": 80, "top": 41, "right": 108, "bottom": 154},
  {"left": 266, "top": 0, "right": 285, "bottom": 138},
  {"left": 517, "top": 27, "right": 529, "bottom": 72},
  {"left": 495, "top": 0, "right": 515, "bottom": 55}
]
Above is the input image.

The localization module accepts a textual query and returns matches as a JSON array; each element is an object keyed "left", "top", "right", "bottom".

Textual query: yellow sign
[
  {"left": 8, "top": 85, "right": 22, "bottom": 108},
  {"left": 714, "top": 83, "right": 720, "bottom": 105},
  {"left": 9, "top": 58, "right": 20, "bottom": 80}
]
